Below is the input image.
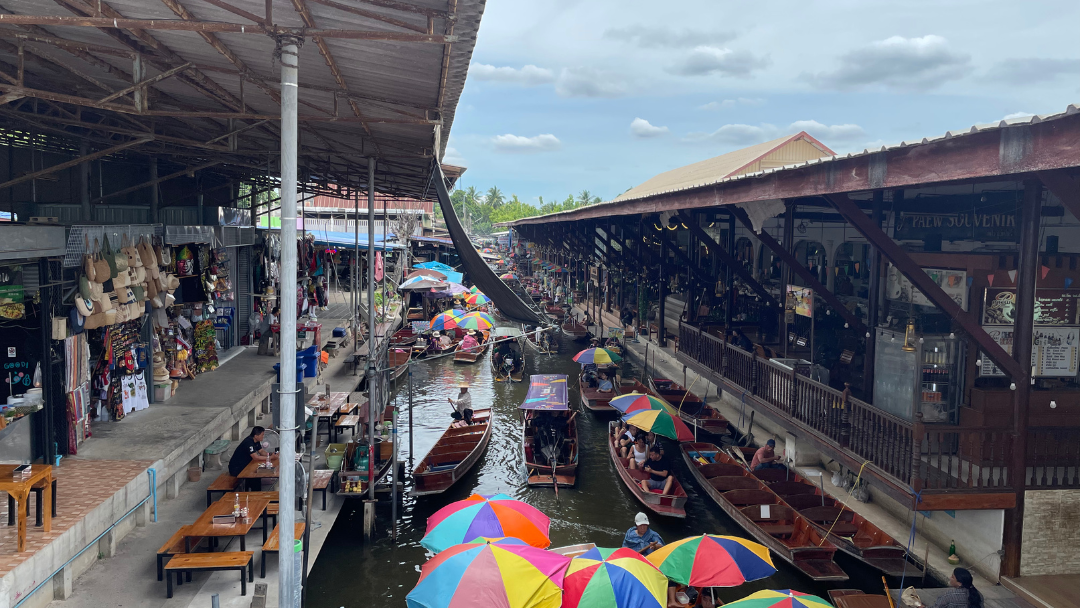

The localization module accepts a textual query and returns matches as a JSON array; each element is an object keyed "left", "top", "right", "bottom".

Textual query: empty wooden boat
[
  {"left": 453, "top": 331, "right": 489, "bottom": 364},
  {"left": 522, "top": 374, "right": 578, "bottom": 488},
  {"left": 389, "top": 348, "right": 411, "bottom": 383},
  {"left": 545, "top": 305, "right": 566, "bottom": 320},
  {"left": 412, "top": 409, "right": 493, "bottom": 496},
  {"left": 609, "top": 421, "right": 687, "bottom": 518},
  {"left": 579, "top": 366, "right": 621, "bottom": 413},
  {"left": 524, "top": 326, "right": 557, "bottom": 354},
  {"left": 680, "top": 442, "right": 848, "bottom": 581},
  {"left": 648, "top": 378, "right": 730, "bottom": 436},
  {"left": 390, "top": 327, "right": 419, "bottom": 347},
  {"left": 561, "top": 318, "right": 589, "bottom": 341},
  {"left": 747, "top": 466, "right": 921, "bottom": 577},
  {"left": 550, "top": 543, "right": 597, "bottom": 558}
]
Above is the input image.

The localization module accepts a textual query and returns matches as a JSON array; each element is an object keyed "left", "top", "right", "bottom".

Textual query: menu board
[
  {"left": 983, "top": 288, "right": 1080, "bottom": 325},
  {"left": 886, "top": 265, "right": 968, "bottom": 310},
  {"left": 787, "top": 285, "right": 813, "bottom": 318},
  {"left": 979, "top": 326, "right": 1080, "bottom": 377}
]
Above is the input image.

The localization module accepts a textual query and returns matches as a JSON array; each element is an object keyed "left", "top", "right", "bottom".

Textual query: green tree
[{"left": 486, "top": 186, "right": 505, "bottom": 209}]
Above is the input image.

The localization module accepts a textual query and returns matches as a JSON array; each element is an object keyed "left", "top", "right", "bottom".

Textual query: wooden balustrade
[{"left": 1028, "top": 427, "right": 1080, "bottom": 488}]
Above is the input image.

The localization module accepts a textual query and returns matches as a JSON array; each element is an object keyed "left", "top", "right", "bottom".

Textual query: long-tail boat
[
  {"left": 524, "top": 325, "right": 557, "bottom": 354},
  {"left": 412, "top": 409, "right": 493, "bottom": 496},
  {"left": 579, "top": 365, "right": 621, "bottom": 413},
  {"left": 561, "top": 318, "right": 589, "bottom": 341},
  {"left": 453, "top": 331, "right": 489, "bottom": 364},
  {"left": 522, "top": 374, "right": 578, "bottom": 488},
  {"left": 648, "top": 378, "right": 730, "bottom": 436},
  {"left": 545, "top": 304, "right": 566, "bottom": 320},
  {"left": 388, "top": 348, "right": 411, "bottom": 383},
  {"left": 389, "top": 327, "right": 418, "bottom": 347},
  {"left": 680, "top": 442, "right": 848, "bottom": 581},
  {"left": 610, "top": 422, "right": 687, "bottom": 518},
  {"left": 746, "top": 465, "right": 921, "bottom": 577}
]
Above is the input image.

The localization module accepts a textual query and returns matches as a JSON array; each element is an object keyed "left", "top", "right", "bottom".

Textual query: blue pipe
[{"left": 148, "top": 468, "right": 157, "bottom": 523}]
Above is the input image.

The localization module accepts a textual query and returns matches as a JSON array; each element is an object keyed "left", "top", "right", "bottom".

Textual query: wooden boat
[
  {"left": 609, "top": 421, "right": 687, "bottom": 518},
  {"left": 648, "top": 378, "right": 730, "bottom": 436},
  {"left": 545, "top": 305, "right": 566, "bottom": 320},
  {"left": 522, "top": 374, "right": 578, "bottom": 488},
  {"left": 406, "top": 307, "right": 425, "bottom": 322},
  {"left": 550, "top": 543, "right": 597, "bottom": 558},
  {"left": 561, "top": 318, "right": 589, "bottom": 341},
  {"left": 412, "top": 409, "right": 493, "bottom": 496},
  {"left": 524, "top": 326, "right": 557, "bottom": 354},
  {"left": 578, "top": 366, "right": 621, "bottom": 413},
  {"left": 745, "top": 465, "right": 921, "bottom": 577},
  {"left": 411, "top": 337, "right": 431, "bottom": 359},
  {"left": 491, "top": 327, "right": 526, "bottom": 382},
  {"left": 390, "top": 327, "right": 418, "bottom": 347},
  {"left": 680, "top": 442, "right": 847, "bottom": 581},
  {"left": 827, "top": 590, "right": 892, "bottom": 608},
  {"left": 389, "top": 348, "right": 411, "bottom": 382},
  {"left": 453, "top": 331, "right": 489, "bottom": 364},
  {"left": 430, "top": 330, "right": 460, "bottom": 355}
]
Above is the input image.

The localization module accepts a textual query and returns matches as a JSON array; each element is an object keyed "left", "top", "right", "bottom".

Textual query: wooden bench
[
  {"left": 260, "top": 523, "right": 306, "bottom": 578},
  {"left": 312, "top": 469, "right": 334, "bottom": 510},
  {"left": 203, "top": 439, "right": 231, "bottom": 471},
  {"left": 165, "top": 551, "right": 253, "bottom": 598},
  {"left": 323, "top": 339, "right": 340, "bottom": 357},
  {"left": 156, "top": 525, "right": 205, "bottom": 581},
  {"left": 265, "top": 501, "right": 279, "bottom": 534},
  {"left": 206, "top": 473, "right": 240, "bottom": 507},
  {"left": 343, "top": 354, "right": 360, "bottom": 375},
  {"left": 333, "top": 415, "right": 360, "bottom": 442}
]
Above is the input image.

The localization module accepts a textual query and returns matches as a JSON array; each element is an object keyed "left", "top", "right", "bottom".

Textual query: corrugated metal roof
[{"left": 504, "top": 103, "right": 1080, "bottom": 226}]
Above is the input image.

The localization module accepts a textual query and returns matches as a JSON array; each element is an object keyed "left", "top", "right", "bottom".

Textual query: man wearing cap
[
  {"left": 750, "top": 438, "right": 785, "bottom": 471},
  {"left": 623, "top": 512, "right": 664, "bottom": 555},
  {"left": 447, "top": 384, "right": 473, "bottom": 425}
]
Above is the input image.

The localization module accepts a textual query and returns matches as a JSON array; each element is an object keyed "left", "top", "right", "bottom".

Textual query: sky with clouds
[{"left": 442, "top": 0, "right": 1080, "bottom": 204}]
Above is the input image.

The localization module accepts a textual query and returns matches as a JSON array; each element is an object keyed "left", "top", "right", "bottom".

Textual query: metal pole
[
  {"left": 366, "top": 157, "right": 377, "bottom": 502},
  {"left": 301, "top": 415, "right": 315, "bottom": 607},
  {"left": 353, "top": 188, "right": 359, "bottom": 352},
  {"left": 408, "top": 362, "right": 414, "bottom": 473},
  {"left": 276, "top": 34, "right": 302, "bottom": 608}
]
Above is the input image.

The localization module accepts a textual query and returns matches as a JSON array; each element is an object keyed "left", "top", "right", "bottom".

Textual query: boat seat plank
[
  {"left": 770, "top": 481, "right": 819, "bottom": 496},
  {"left": 784, "top": 494, "right": 836, "bottom": 510},
  {"left": 698, "top": 463, "right": 745, "bottom": 478},
  {"left": 708, "top": 477, "right": 760, "bottom": 492},
  {"left": 752, "top": 468, "right": 793, "bottom": 483},
  {"left": 723, "top": 489, "right": 777, "bottom": 507}
]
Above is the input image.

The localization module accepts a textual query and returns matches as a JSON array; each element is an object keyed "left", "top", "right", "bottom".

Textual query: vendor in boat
[
  {"left": 750, "top": 438, "right": 786, "bottom": 471},
  {"left": 639, "top": 445, "right": 675, "bottom": 495},
  {"left": 433, "top": 331, "right": 452, "bottom": 351},
  {"left": 668, "top": 585, "right": 716, "bottom": 608},
  {"left": 447, "top": 384, "right": 473, "bottom": 426},
  {"left": 622, "top": 512, "right": 664, "bottom": 556},
  {"left": 461, "top": 330, "right": 480, "bottom": 352},
  {"left": 597, "top": 371, "right": 614, "bottom": 393}
]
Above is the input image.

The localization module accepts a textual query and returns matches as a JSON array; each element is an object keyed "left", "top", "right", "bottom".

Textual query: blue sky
[{"left": 442, "top": 0, "right": 1080, "bottom": 205}]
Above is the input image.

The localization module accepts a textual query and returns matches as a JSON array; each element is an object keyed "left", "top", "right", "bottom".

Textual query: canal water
[{"left": 307, "top": 331, "right": 906, "bottom": 606}]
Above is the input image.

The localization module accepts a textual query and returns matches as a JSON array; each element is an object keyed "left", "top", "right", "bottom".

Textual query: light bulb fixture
[
  {"left": 949, "top": 332, "right": 955, "bottom": 339},
  {"left": 865, "top": 332, "right": 871, "bottom": 338},
  {"left": 1051, "top": 400, "right": 1058, "bottom": 409},
  {"left": 844, "top": 323, "right": 849, "bottom": 328},
  {"left": 1010, "top": 382, "right": 1016, "bottom": 390}
]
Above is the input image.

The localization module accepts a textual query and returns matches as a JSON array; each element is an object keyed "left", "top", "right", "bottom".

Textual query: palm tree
[
  {"left": 578, "top": 189, "right": 592, "bottom": 207},
  {"left": 486, "top": 186, "right": 505, "bottom": 209}
]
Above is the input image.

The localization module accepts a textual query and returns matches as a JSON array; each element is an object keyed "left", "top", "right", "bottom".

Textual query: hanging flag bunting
[
  {"left": 987, "top": 274, "right": 995, "bottom": 286},
  {"left": 1041, "top": 266, "right": 1050, "bottom": 280},
  {"left": 1008, "top": 269, "right": 1017, "bottom": 283},
  {"left": 1066, "top": 277, "right": 1074, "bottom": 290}
]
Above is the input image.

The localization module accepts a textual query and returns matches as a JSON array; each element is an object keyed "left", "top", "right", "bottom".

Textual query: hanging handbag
[
  {"left": 83, "top": 235, "right": 97, "bottom": 282},
  {"left": 113, "top": 235, "right": 129, "bottom": 273},
  {"left": 84, "top": 312, "right": 106, "bottom": 330},
  {"left": 102, "top": 234, "right": 119, "bottom": 279},
  {"left": 79, "top": 275, "right": 93, "bottom": 300},
  {"left": 93, "top": 239, "right": 111, "bottom": 280},
  {"left": 74, "top": 295, "right": 95, "bottom": 317},
  {"left": 113, "top": 268, "right": 131, "bottom": 288},
  {"left": 138, "top": 239, "right": 156, "bottom": 269}
]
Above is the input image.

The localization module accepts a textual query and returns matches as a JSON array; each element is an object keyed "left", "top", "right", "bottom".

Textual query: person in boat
[
  {"left": 433, "top": 331, "right": 452, "bottom": 351},
  {"left": 916, "top": 568, "right": 983, "bottom": 608},
  {"left": 667, "top": 586, "right": 715, "bottom": 608},
  {"left": 605, "top": 336, "right": 622, "bottom": 350},
  {"left": 597, "top": 371, "right": 614, "bottom": 393},
  {"left": 622, "top": 512, "right": 664, "bottom": 556},
  {"left": 582, "top": 363, "right": 598, "bottom": 387},
  {"left": 639, "top": 445, "right": 675, "bottom": 495},
  {"left": 750, "top": 438, "right": 786, "bottom": 471},
  {"left": 616, "top": 424, "right": 638, "bottom": 457},
  {"left": 627, "top": 434, "right": 649, "bottom": 470},
  {"left": 447, "top": 384, "right": 473, "bottom": 425},
  {"left": 460, "top": 330, "right": 480, "bottom": 352}
]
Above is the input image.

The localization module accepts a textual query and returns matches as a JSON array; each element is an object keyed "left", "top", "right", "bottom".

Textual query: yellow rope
[{"left": 818, "top": 459, "right": 870, "bottom": 546}]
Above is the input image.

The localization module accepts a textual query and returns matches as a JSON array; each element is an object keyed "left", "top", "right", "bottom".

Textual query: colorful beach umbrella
[
  {"left": 407, "top": 538, "right": 570, "bottom": 608},
  {"left": 430, "top": 310, "right": 466, "bottom": 331},
  {"left": 501, "top": 273, "right": 519, "bottom": 280},
  {"left": 608, "top": 393, "right": 667, "bottom": 415},
  {"left": 470, "top": 285, "right": 481, "bottom": 294},
  {"left": 620, "top": 409, "right": 694, "bottom": 442},
  {"left": 421, "top": 493, "right": 552, "bottom": 553},
  {"left": 456, "top": 313, "right": 494, "bottom": 331},
  {"left": 646, "top": 535, "right": 776, "bottom": 587},
  {"left": 464, "top": 293, "right": 491, "bottom": 306},
  {"left": 721, "top": 590, "right": 832, "bottom": 608},
  {"left": 463, "top": 310, "right": 496, "bottom": 325},
  {"left": 573, "top": 348, "right": 622, "bottom": 365},
  {"left": 563, "top": 547, "right": 667, "bottom": 608}
]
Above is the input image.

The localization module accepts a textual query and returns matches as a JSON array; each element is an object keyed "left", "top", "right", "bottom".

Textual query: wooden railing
[{"left": 678, "top": 322, "right": 1080, "bottom": 494}]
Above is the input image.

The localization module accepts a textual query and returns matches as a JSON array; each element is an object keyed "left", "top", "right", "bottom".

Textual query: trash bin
[
  {"left": 273, "top": 361, "right": 306, "bottom": 383},
  {"left": 299, "top": 346, "right": 320, "bottom": 378}
]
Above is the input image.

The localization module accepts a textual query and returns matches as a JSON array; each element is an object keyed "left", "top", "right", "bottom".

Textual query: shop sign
[
  {"left": 787, "top": 285, "right": 813, "bottom": 318},
  {"left": 886, "top": 265, "right": 968, "bottom": 310},
  {"left": 979, "top": 325, "right": 1079, "bottom": 377},
  {"left": 894, "top": 209, "right": 1017, "bottom": 242},
  {"left": 983, "top": 288, "right": 1080, "bottom": 326}
]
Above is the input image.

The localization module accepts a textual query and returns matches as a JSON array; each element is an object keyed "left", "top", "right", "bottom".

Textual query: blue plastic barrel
[{"left": 273, "top": 361, "right": 307, "bottom": 383}]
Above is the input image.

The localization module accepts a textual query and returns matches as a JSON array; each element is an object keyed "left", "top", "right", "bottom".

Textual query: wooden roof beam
[
  {"left": 304, "top": 0, "right": 427, "bottom": 33},
  {"left": 0, "top": 135, "right": 151, "bottom": 190}
]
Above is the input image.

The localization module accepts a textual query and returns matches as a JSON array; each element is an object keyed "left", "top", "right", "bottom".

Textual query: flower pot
[{"left": 187, "top": 466, "right": 201, "bottom": 482}]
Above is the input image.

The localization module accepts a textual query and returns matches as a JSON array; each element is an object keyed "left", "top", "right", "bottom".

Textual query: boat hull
[
  {"left": 412, "top": 410, "right": 493, "bottom": 496},
  {"left": 609, "top": 422, "right": 687, "bottom": 518},
  {"left": 648, "top": 378, "right": 729, "bottom": 435},
  {"left": 523, "top": 415, "right": 578, "bottom": 487},
  {"left": 579, "top": 369, "right": 619, "bottom": 413}
]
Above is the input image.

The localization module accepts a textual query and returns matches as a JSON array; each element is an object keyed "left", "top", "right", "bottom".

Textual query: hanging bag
[
  {"left": 83, "top": 234, "right": 96, "bottom": 282},
  {"left": 93, "top": 238, "right": 112, "bottom": 280},
  {"left": 102, "top": 234, "right": 118, "bottom": 279},
  {"left": 113, "top": 234, "right": 129, "bottom": 273}
]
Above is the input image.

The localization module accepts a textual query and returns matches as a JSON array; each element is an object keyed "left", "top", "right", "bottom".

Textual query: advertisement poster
[
  {"left": 787, "top": 285, "right": 813, "bottom": 318},
  {"left": 983, "top": 288, "right": 1080, "bottom": 326},
  {"left": 979, "top": 326, "right": 1079, "bottom": 377},
  {"left": 886, "top": 265, "right": 969, "bottom": 310}
]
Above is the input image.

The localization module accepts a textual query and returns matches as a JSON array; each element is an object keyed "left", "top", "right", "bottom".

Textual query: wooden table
[
  {"left": 238, "top": 453, "right": 280, "bottom": 482},
  {"left": 0, "top": 464, "right": 53, "bottom": 553},
  {"left": 309, "top": 392, "right": 350, "bottom": 446},
  {"left": 334, "top": 415, "right": 360, "bottom": 442},
  {"left": 186, "top": 494, "right": 271, "bottom": 552}
]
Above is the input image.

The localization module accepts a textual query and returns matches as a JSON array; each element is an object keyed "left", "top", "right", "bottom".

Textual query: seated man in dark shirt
[
  {"left": 638, "top": 445, "right": 675, "bottom": 495},
  {"left": 229, "top": 426, "right": 270, "bottom": 490}
]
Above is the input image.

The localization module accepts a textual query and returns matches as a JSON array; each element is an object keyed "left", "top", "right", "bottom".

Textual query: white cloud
[
  {"left": 491, "top": 134, "right": 562, "bottom": 153},
  {"left": 603, "top": 25, "right": 735, "bottom": 49},
  {"left": 805, "top": 35, "right": 971, "bottom": 91},
  {"left": 630, "top": 118, "right": 669, "bottom": 138},
  {"left": 788, "top": 119, "right": 866, "bottom": 141},
  {"left": 442, "top": 145, "right": 467, "bottom": 167},
  {"left": 699, "top": 97, "right": 765, "bottom": 110},
  {"left": 469, "top": 63, "right": 555, "bottom": 86},
  {"left": 668, "top": 46, "right": 770, "bottom": 77},
  {"left": 684, "top": 120, "right": 866, "bottom": 145},
  {"left": 555, "top": 67, "right": 628, "bottom": 98},
  {"left": 986, "top": 58, "right": 1080, "bottom": 85}
]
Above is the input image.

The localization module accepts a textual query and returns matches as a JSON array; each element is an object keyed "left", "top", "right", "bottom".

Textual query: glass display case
[{"left": 874, "top": 328, "right": 962, "bottom": 423}]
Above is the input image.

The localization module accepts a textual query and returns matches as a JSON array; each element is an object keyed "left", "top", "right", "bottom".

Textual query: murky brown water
[{"left": 307, "top": 331, "right": 904, "bottom": 607}]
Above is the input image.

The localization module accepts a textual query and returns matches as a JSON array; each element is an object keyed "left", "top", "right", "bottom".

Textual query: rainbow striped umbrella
[
  {"left": 407, "top": 538, "right": 571, "bottom": 608},
  {"left": 620, "top": 409, "right": 694, "bottom": 442},
  {"left": 500, "top": 273, "right": 519, "bottom": 280},
  {"left": 421, "top": 493, "right": 551, "bottom": 553},
  {"left": 464, "top": 293, "right": 491, "bottom": 306},
  {"left": 646, "top": 535, "right": 776, "bottom": 587},
  {"left": 456, "top": 314, "right": 494, "bottom": 331},
  {"left": 430, "top": 309, "right": 466, "bottom": 331},
  {"left": 608, "top": 393, "right": 666, "bottom": 415},
  {"left": 463, "top": 310, "right": 496, "bottom": 325},
  {"left": 469, "top": 285, "right": 481, "bottom": 294},
  {"left": 722, "top": 590, "right": 832, "bottom": 608},
  {"left": 573, "top": 348, "right": 622, "bottom": 365},
  {"left": 563, "top": 547, "right": 667, "bottom": 608}
]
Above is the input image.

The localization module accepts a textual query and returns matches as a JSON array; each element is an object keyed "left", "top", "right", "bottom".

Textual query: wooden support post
[
  {"left": 1002, "top": 179, "right": 1043, "bottom": 577},
  {"left": 725, "top": 212, "right": 736, "bottom": 327},
  {"left": 782, "top": 204, "right": 794, "bottom": 356},
  {"left": 676, "top": 211, "right": 779, "bottom": 310},
  {"left": 132, "top": 52, "right": 146, "bottom": 113},
  {"left": 658, "top": 237, "right": 667, "bottom": 347},
  {"left": 862, "top": 190, "right": 885, "bottom": 399}
]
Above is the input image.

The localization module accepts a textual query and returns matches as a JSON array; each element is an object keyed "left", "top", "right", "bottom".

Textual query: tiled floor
[{"left": 0, "top": 459, "right": 152, "bottom": 576}]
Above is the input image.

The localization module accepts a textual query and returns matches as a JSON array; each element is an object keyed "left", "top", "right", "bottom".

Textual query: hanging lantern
[{"left": 901, "top": 318, "right": 918, "bottom": 352}]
